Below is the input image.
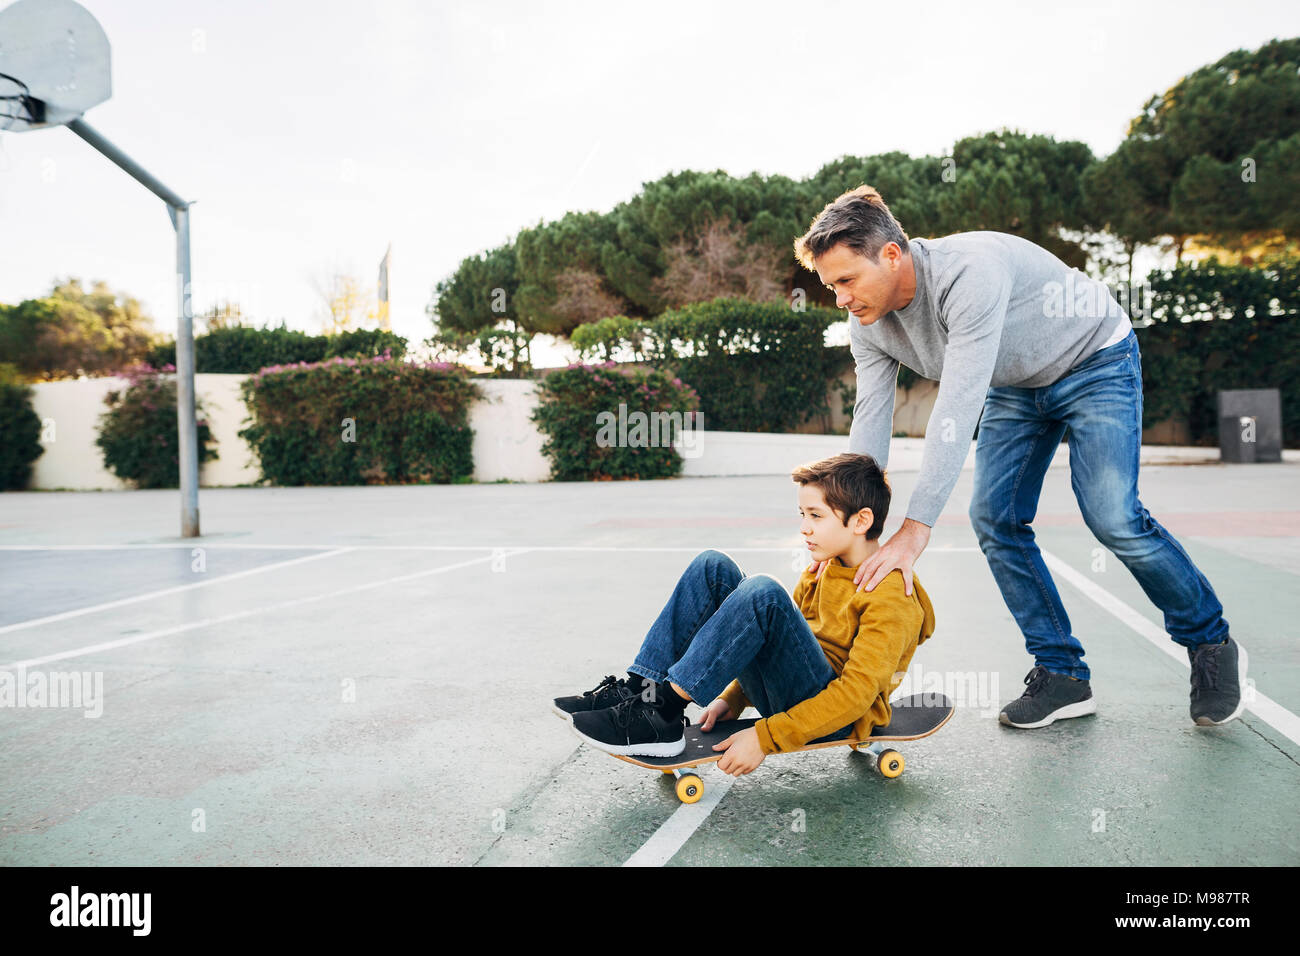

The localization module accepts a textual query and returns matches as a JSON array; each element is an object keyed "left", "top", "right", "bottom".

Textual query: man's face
[
  {"left": 798, "top": 484, "right": 868, "bottom": 562},
  {"left": 814, "top": 241, "right": 904, "bottom": 326}
]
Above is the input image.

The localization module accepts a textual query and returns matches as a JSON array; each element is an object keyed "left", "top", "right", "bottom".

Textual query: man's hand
[
  {"left": 854, "top": 517, "right": 932, "bottom": 595},
  {"left": 713, "top": 726, "right": 765, "bottom": 776},
  {"left": 697, "top": 699, "right": 732, "bottom": 732}
]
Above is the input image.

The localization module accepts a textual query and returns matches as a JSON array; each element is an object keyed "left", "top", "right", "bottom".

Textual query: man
[{"left": 793, "top": 184, "right": 1247, "bottom": 729}]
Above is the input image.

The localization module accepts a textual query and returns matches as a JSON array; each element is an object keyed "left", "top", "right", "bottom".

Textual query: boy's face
[{"left": 798, "top": 484, "right": 869, "bottom": 562}]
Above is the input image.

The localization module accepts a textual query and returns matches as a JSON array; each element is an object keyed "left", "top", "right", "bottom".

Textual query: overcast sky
[{"left": 2, "top": 0, "right": 1297, "bottom": 365}]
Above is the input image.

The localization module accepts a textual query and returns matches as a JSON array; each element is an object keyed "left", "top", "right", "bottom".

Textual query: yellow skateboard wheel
[
  {"left": 878, "top": 749, "right": 904, "bottom": 778},
  {"left": 675, "top": 774, "right": 703, "bottom": 804}
]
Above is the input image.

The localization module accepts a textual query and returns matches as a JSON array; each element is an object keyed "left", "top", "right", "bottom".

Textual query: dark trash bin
[{"left": 1217, "top": 389, "right": 1282, "bottom": 463}]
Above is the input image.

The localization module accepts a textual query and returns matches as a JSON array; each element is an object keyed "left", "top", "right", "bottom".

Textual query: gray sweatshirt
[{"left": 847, "top": 231, "right": 1132, "bottom": 527}]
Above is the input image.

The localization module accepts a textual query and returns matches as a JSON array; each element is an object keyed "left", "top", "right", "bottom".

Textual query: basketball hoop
[{"left": 0, "top": 71, "right": 43, "bottom": 130}]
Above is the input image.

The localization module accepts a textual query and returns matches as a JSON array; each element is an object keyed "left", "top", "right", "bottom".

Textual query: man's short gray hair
[{"left": 793, "top": 184, "right": 910, "bottom": 271}]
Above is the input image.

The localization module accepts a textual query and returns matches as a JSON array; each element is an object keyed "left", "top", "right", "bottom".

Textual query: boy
[{"left": 554, "top": 452, "right": 937, "bottom": 777}]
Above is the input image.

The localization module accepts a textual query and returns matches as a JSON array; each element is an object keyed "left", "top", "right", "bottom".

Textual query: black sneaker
[
  {"left": 570, "top": 694, "right": 687, "bottom": 758},
  {"left": 999, "top": 665, "right": 1097, "bottom": 728},
  {"left": 551, "top": 674, "right": 640, "bottom": 720},
  {"left": 1189, "top": 636, "right": 1248, "bottom": 726}
]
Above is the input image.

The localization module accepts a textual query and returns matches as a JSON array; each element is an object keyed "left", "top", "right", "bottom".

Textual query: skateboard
[{"left": 608, "top": 693, "right": 953, "bottom": 804}]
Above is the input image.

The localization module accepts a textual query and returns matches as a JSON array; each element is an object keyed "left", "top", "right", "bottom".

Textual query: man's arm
[
  {"left": 856, "top": 260, "right": 1013, "bottom": 593},
  {"left": 846, "top": 334, "right": 900, "bottom": 469},
  {"left": 904, "top": 261, "right": 1012, "bottom": 527},
  {"left": 751, "top": 577, "right": 923, "bottom": 754}
]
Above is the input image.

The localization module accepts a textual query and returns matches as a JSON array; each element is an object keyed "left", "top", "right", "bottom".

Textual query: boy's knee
[
  {"left": 735, "top": 573, "right": 785, "bottom": 599},
  {"left": 694, "top": 549, "right": 739, "bottom": 576}
]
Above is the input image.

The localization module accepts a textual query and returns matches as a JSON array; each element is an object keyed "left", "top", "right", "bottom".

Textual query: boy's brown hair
[{"left": 791, "top": 452, "right": 891, "bottom": 540}]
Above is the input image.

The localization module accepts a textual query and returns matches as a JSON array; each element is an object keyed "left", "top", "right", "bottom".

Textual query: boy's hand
[
  {"left": 713, "top": 727, "right": 765, "bottom": 776},
  {"left": 697, "top": 699, "right": 732, "bottom": 732},
  {"left": 854, "top": 517, "right": 932, "bottom": 595}
]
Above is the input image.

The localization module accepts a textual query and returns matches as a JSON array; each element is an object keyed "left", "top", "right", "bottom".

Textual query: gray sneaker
[
  {"left": 999, "top": 665, "right": 1097, "bottom": 728},
  {"left": 1189, "top": 636, "right": 1249, "bottom": 726}
]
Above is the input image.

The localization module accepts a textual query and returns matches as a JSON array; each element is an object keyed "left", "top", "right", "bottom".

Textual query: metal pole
[
  {"left": 66, "top": 117, "right": 199, "bottom": 537},
  {"left": 173, "top": 204, "right": 199, "bottom": 536}
]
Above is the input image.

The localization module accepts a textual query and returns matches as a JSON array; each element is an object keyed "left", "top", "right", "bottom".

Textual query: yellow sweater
[{"left": 718, "top": 560, "right": 936, "bottom": 755}]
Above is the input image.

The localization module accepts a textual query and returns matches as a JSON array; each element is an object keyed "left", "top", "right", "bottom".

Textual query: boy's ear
[{"left": 853, "top": 507, "right": 874, "bottom": 534}]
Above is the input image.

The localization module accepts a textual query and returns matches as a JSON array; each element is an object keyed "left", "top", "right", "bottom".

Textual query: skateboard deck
[{"left": 606, "top": 693, "right": 954, "bottom": 802}]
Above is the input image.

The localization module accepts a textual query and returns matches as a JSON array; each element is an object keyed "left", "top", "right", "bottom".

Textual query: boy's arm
[
  {"left": 752, "top": 575, "right": 923, "bottom": 755},
  {"left": 715, "top": 573, "right": 812, "bottom": 719},
  {"left": 718, "top": 680, "right": 750, "bottom": 717}
]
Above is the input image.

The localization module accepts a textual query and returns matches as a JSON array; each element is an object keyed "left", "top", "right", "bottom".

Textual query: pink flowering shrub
[
  {"left": 531, "top": 363, "right": 699, "bottom": 481},
  {"left": 95, "top": 363, "right": 218, "bottom": 488}
]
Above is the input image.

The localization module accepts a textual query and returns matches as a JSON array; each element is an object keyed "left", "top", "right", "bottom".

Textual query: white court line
[
  {"left": 0, "top": 543, "right": 976, "bottom": 642},
  {"left": 0, "top": 548, "right": 355, "bottom": 636},
  {"left": 1041, "top": 548, "right": 1300, "bottom": 748},
  {"left": 623, "top": 769, "right": 736, "bottom": 867},
  {"left": 0, "top": 549, "right": 530, "bottom": 671},
  {"left": 622, "top": 547, "right": 1299, "bottom": 867},
  {"left": 1, "top": 539, "right": 977, "bottom": 861}
]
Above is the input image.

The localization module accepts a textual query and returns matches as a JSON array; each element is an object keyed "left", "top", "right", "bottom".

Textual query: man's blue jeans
[
  {"left": 969, "top": 330, "right": 1230, "bottom": 680},
  {"left": 628, "top": 550, "right": 854, "bottom": 742}
]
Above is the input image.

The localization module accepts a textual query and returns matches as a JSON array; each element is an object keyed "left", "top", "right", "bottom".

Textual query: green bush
[
  {"left": 0, "top": 362, "right": 44, "bottom": 490},
  {"left": 324, "top": 328, "right": 409, "bottom": 361},
  {"left": 563, "top": 261, "right": 1300, "bottom": 446},
  {"left": 570, "top": 315, "right": 656, "bottom": 362},
  {"left": 147, "top": 324, "right": 408, "bottom": 374},
  {"left": 95, "top": 363, "right": 219, "bottom": 489},
  {"left": 531, "top": 363, "right": 701, "bottom": 481},
  {"left": 238, "top": 354, "right": 481, "bottom": 485},
  {"left": 1137, "top": 256, "right": 1300, "bottom": 446},
  {"left": 570, "top": 299, "right": 844, "bottom": 432}
]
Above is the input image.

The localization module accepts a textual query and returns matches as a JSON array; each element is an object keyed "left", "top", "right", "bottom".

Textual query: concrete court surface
[{"left": 1, "top": 461, "right": 1298, "bottom": 867}]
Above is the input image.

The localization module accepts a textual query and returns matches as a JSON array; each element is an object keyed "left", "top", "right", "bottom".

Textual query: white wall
[
  {"left": 23, "top": 374, "right": 553, "bottom": 489},
  {"left": 16, "top": 374, "right": 1221, "bottom": 490}
]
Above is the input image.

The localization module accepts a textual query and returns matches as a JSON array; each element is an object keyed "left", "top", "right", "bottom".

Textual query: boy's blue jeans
[
  {"left": 969, "top": 330, "right": 1230, "bottom": 681},
  {"left": 628, "top": 550, "right": 855, "bottom": 743}
]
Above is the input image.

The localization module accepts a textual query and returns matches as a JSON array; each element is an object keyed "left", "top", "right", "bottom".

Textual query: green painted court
[{"left": 2, "top": 461, "right": 1298, "bottom": 866}]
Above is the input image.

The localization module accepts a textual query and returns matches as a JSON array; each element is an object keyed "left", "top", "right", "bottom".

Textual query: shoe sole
[
  {"left": 569, "top": 721, "right": 686, "bottom": 758},
  {"left": 999, "top": 696, "right": 1097, "bottom": 729},
  {"left": 551, "top": 702, "right": 575, "bottom": 721},
  {"left": 551, "top": 697, "right": 637, "bottom": 722},
  {"left": 1194, "top": 642, "right": 1249, "bottom": 727}
]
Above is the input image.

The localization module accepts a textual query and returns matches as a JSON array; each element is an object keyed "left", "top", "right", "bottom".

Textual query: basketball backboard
[{"left": 0, "top": 0, "right": 111, "bottom": 132}]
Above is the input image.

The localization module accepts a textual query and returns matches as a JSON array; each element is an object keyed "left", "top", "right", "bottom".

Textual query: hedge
[
  {"left": 0, "top": 362, "right": 44, "bottom": 490},
  {"left": 237, "top": 354, "right": 481, "bottom": 485},
  {"left": 571, "top": 298, "right": 845, "bottom": 432},
  {"left": 1136, "top": 256, "right": 1299, "bottom": 446},
  {"left": 148, "top": 325, "right": 408, "bottom": 374},
  {"left": 95, "top": 363, "right": 219, "bottom": 489},
  {"left": 531, "top": 363, "right": 700, "bottom": 480}
]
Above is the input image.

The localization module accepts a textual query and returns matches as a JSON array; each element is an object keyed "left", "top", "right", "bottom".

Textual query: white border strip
[
  {"left": 623, "top": 769, "right": 736, "bottom": 867},
  {"left": 0, "top": 544, "right": 983, "bottom": 553},
  {"left": 1041, "top": 548, "right": 1300, "bottom": 748},
  {"left": 0, "top": 549, "right": 530, "bottom": 670}
]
